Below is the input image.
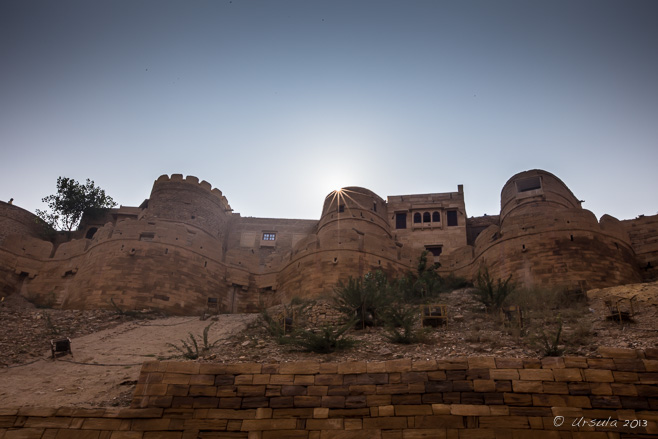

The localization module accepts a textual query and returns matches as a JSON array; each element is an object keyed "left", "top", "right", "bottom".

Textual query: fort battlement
[
  {"left": 1, "top": 169, "right": 656, "bottom": 314},
  {"left": 153, "top": 174, "right": 232, "bottom": 212}
]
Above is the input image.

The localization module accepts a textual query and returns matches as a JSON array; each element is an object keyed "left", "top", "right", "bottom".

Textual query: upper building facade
[{"left": 1, "top": 170, "right": 655, "bottom": 314}]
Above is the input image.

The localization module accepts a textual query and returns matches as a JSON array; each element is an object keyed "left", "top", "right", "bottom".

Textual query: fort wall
[
  {"left": 3, "top": 349, "right": 657, "bottom": 437},
  {"left": 622, "top": 214, "right": 658, "bottom": 281},
  {"left": 0, "top": 170, "right": 655, "bottom": 313},
  {"left": 0, "top": 201, "right": 47, "bottom": 245},
  {"left": 441, "top": 170, "right": 642, "bottom": 290}
]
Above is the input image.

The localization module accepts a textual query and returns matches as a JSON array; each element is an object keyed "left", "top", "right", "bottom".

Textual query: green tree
[{"left": 36, "top": 177, "right": 117, "bottom": 231}]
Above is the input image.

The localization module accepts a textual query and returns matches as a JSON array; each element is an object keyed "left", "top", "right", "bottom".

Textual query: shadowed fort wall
[
  {"left": 621, "top": 214, "right": 658, "bottom": 281},
  {"left": 1, "top": 170, "right": 654, "bottom": 313},
  {"left": 0, "top": 201, "right": 46, "bottom": 245},
  {"left": 273, "top": 187, "right": 413, "bottom": 304},
  {"left": 441, "top": 170, "right": 642, "bottom": 290}
]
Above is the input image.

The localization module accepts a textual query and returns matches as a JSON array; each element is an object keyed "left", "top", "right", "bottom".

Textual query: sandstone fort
[{"left": 1, "top": 169, "right": 656, "bottom": 315}]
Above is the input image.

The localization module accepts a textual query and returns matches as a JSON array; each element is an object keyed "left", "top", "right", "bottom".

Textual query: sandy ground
[{"left": 0, "top": 314, "right": 257, "bottom": 407}]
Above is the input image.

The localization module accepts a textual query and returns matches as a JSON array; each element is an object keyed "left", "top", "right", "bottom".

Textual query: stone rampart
[
  {"left": 2, "top": 349, "right": 657, "bottom": 437},
  {"left": 622, "top": 214, "right": 658, "bottom": 281},
  {"left": 147, "top": 174, "right": 233, "bottom": 238},
  {"left": 0, "top": 201, "right": 47, "bottom": 245}
]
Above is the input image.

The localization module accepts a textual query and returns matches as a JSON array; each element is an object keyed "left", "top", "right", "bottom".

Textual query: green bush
[
  {"left": 260, "top": 298, "right": 315, "bottom": 343},
  {"left": 535, "top": 317, "right": 564, "bottom": 357},
  {"left": 260, "top": 308, "right": 288, "bottom": 342},
  {"left": 333, "top": 270, "right": 391, "bottom": 329},
  {"left": 167, "top": 323, "right": 219, "bottom": 359},
  {"left": 290, "top": 321, "right": 356, "bottom": 354},
  {"left": 382, "top": 306, "right": 424, "bottom": 344},
  {"left": 473, "top": 267, "right": 514, "bottom": 312}
]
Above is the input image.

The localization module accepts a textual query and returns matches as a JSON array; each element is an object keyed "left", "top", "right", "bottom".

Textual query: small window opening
[
  {"left": 423, "top": 212, "right": 431, "bottom": 223},
  {"left": 139, "top": 232, "right": 155, "bottom": 242},
  {"left": 338, "top": 204, "right": 345, "bottom": 213},
  {"left": 191, "top": 215, "right": 196, "bottom": 219},
  {"left": 425, "top": 246, "right": 442, "bottom": 257},
  {"left": 570, "top": 235, "right": 574, "bottom": 241},
  {"left": 396, "top": 213, "right": 407, "bottom": 229},
  {"left": 447, "top": 210, "right": 458, "bottom": 226},
  {"left": 373, "top": 201, "right": 377, "bottom": 212},
  {"left": 413, "top": 213, "right": 422, "bottom": 224},
  {"left": 165, "top": 248, "right": 168, "bottom": 254},
  {"left": 204, "top": 261, "right": 207, "bottom": 267},
  {"left": 432, "top": 212, "right": 440, "bottom": 222},
  {"left": 85, "top": 227, "right": 98, "bottom": 239},
  {"left": 516, "top": 176, "right": 542, "bottom": 193},
  {"left": 263, "top": 233, "right": 276, "bottom": 241}
]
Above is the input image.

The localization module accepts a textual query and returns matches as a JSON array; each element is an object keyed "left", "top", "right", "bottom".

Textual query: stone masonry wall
[
  {"left": 3, "top": 349, "right": 656, "bottom": 438},
  {"left": 0, "top": 201, "right": 46, "bottom": 245},
  {"left": 621, "top": 214, "right": 658, "bottom": 281}
]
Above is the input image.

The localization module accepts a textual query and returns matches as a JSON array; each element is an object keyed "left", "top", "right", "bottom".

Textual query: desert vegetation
[{"left": 257, "top": 252, "right": 596, "bottom": 357}]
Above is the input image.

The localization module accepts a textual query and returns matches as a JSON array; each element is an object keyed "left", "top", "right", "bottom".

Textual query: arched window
[
  {"left": 413, "top": 213, "right": 421, "bottom": 223},
  {"left": 85, "top": 227, "right": 98, "bottom": 239},
  {"left": 432, "top": 211, "right": 440, "bottom": 222},
  {"left": 423, "top": 212, "right": 431, "bottom": 223}
]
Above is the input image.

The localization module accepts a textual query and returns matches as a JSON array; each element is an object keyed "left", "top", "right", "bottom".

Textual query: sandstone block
[
  {"left": 598, "top": 347, "right": 639, "bottom": 358},
  {"left": 306, "top": 419, "right": 344, "bottom": 430},
  {"left": 583, "top": 369, "right": 614, "bottom": 383},
  {"left": 394, "top": 405, "right": 432, "bottom": 416},
  {"left": 363, "top": 417, "right": 407, "bottom": 429},
  {"left": 411, "top": 360, "right": 437, "bottom": 371},
  {"left": 490, "top": 369, "right": 519, "bottom": 380},
  {"left": 241, "top": 419, "right": 297, "bottom": 431},
  {"left": 518, "top": 369, "right": 554, "bottom": 381},
  {"left": 336, "top": 362, "right": 367, "bottom": 374},
  {"left": 385, "top": 359, "right": 412, "bottom": 373},
  {"left": 164, "top": 362, "right": 200, "bottom": 375},
  {"left": 512, "top": 380, "right": 542, "bottom": 393},
  {"left": 450, "top": 404, "right": 490, "bottom": 416},
  {"left": 468, "top": 357, "right": 496, "bottom": 369},
  {"left": 279, "top": 362, "right": 320, "bottom": 375}
]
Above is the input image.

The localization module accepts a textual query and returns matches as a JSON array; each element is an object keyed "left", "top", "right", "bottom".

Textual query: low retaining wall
[{"left": 2, "top": 348, "right": 657, "bottom": 438}]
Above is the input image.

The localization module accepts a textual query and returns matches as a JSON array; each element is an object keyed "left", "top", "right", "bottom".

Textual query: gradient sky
[{"left": 1, "top": 1, "right": 656, "bottom": 222}]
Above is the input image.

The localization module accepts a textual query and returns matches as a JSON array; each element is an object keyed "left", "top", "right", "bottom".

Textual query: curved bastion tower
[
  {"left": 0, "top": 170, "right": 655, "bottom": 314},
  {"left": 441, "top": 170, "right": 644, "bottom": 290}
]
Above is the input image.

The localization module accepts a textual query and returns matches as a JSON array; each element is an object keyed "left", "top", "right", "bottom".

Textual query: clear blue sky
[{"left": 1, "top": 1, "right": 656, "bottom": 221}]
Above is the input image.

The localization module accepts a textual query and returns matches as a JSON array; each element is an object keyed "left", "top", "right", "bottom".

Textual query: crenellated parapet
[
  {"left": 153, "top": 174, "right": 232, "bottom": 212},
  {"left": 148, "top": 174, "right": 233, "bottom": 238}
]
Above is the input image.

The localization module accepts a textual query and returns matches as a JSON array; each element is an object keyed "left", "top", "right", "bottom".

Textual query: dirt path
[{"left": 0, "top": 314, "right": 257, "bottom": 407}]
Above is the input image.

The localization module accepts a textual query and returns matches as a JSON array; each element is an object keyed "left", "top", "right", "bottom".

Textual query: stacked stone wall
[
  {"left": 3, "top": 349, "right": 657, "bottom": 437},
  {"left": 622, "top": 214, "right": 658, "bottom": 281},
  {"left": 500, "top": 170, "right": 581, "bottom": 221},
  {"left": 474, "top": 209, "right": 641, "bottom": 290},
  {"left": 147, "top": 174, "right": 232, "bottom": 239},
  {"left": 0, "top": 201, "right": 47, "bottom": 245},
  {"left": 8, "top": 218, "right": 236, "bottom": 314}
]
